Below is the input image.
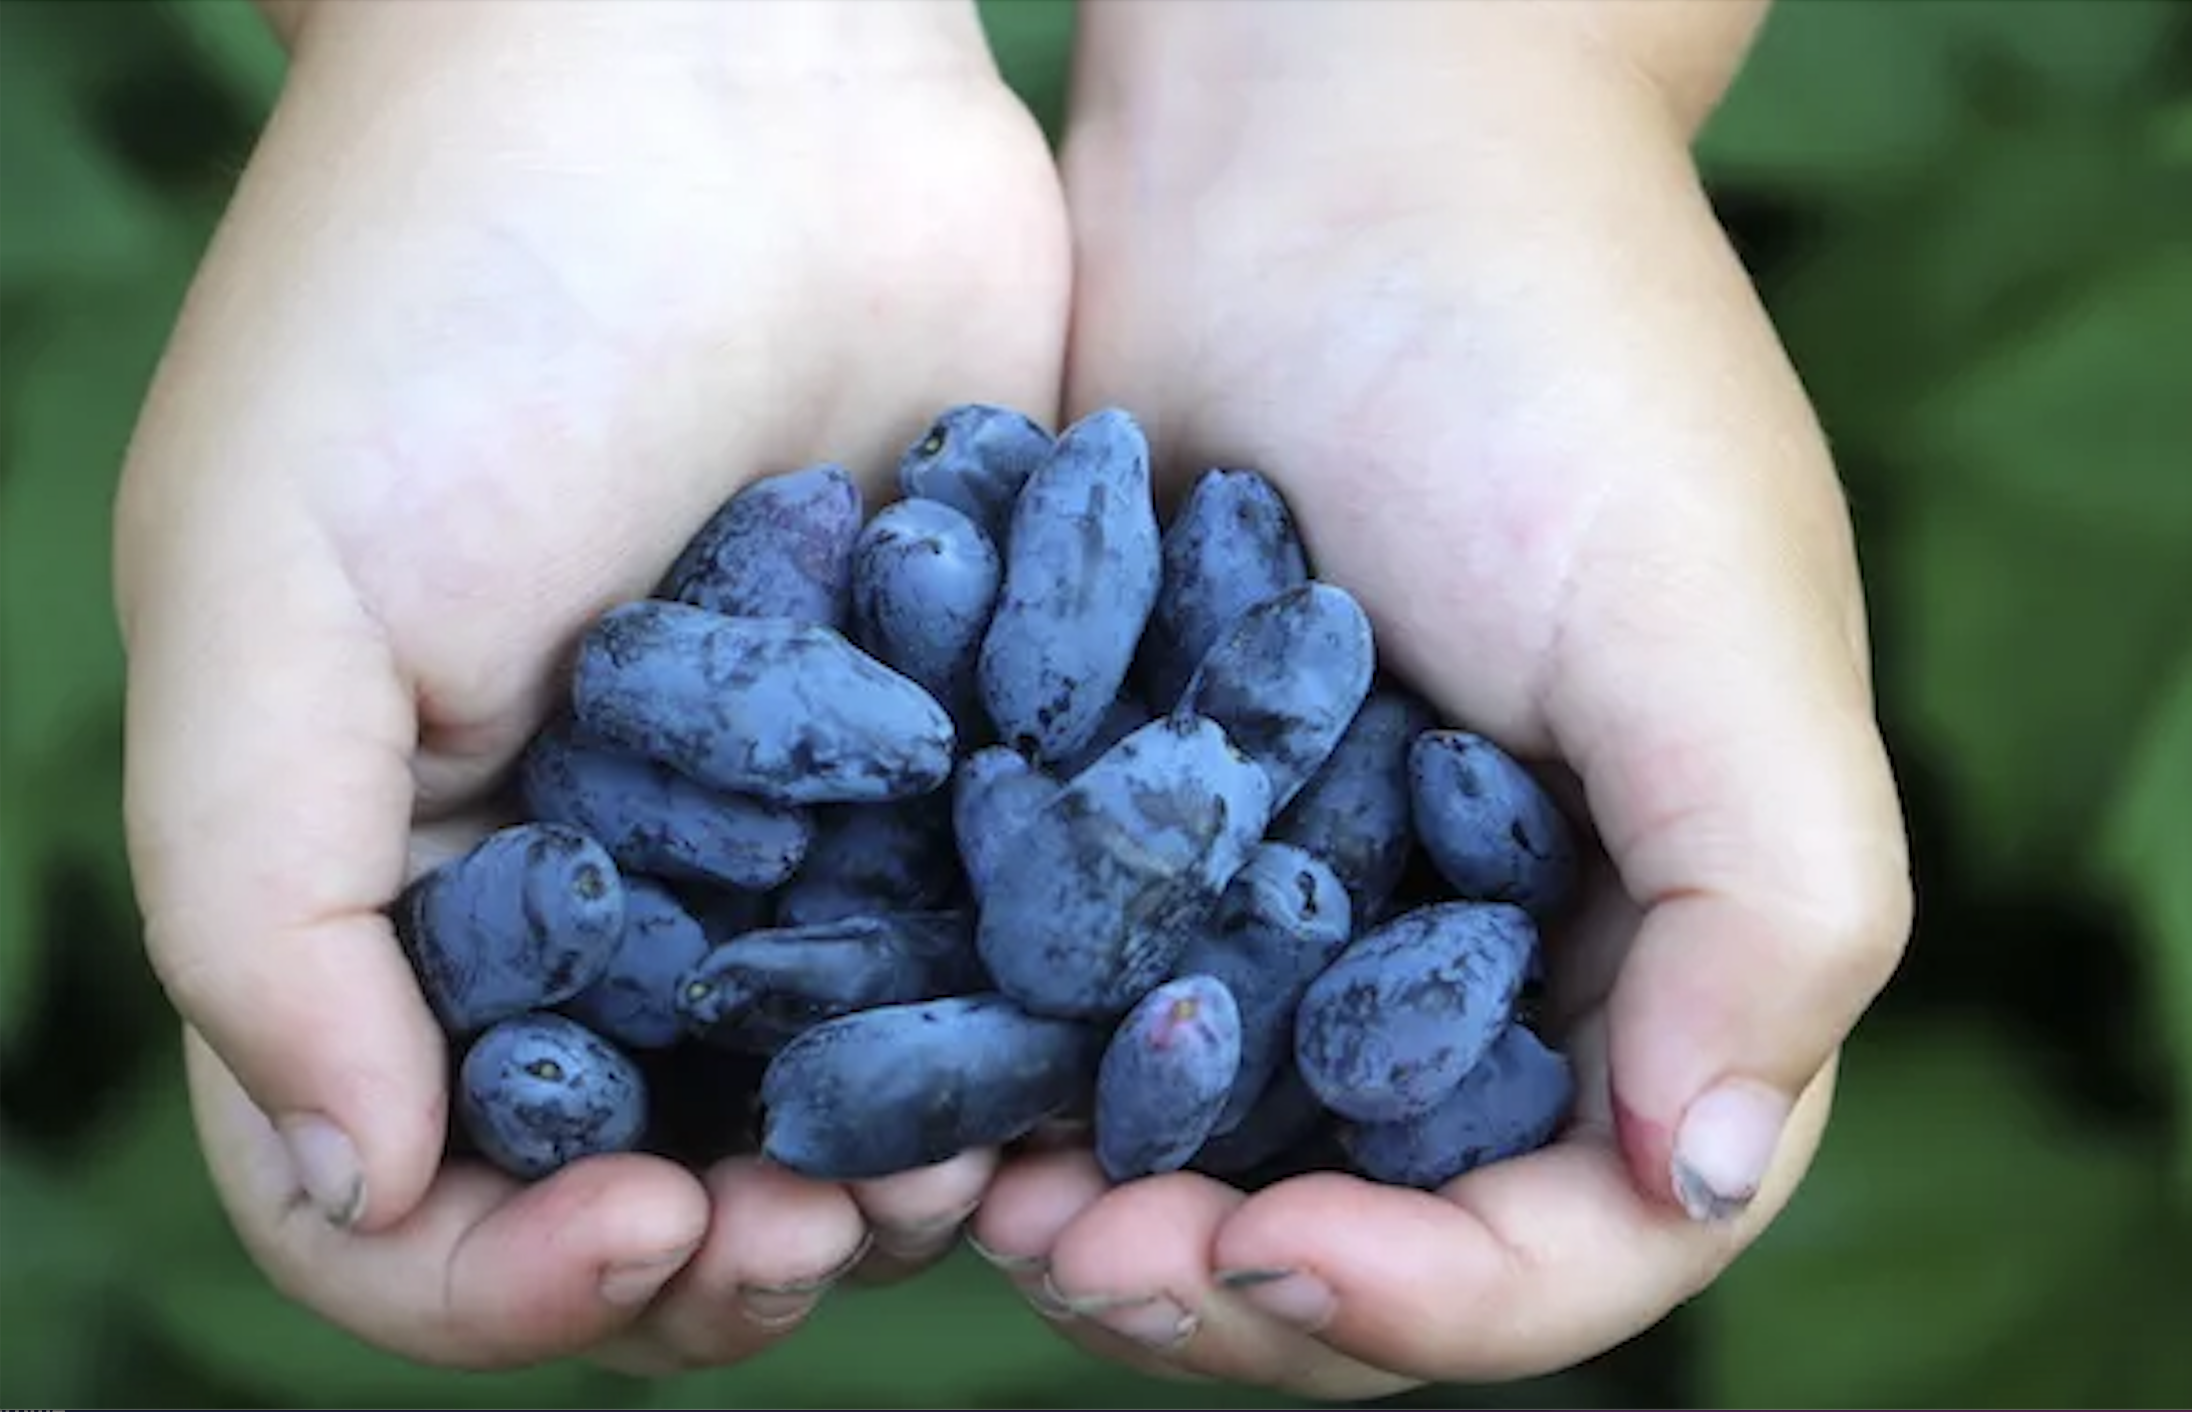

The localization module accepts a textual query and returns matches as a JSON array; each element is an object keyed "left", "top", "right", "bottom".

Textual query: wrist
[
  {"left": 1069, "top": 0, "right": 1761, "bottom": 175},
  {"left": 273, "top": 0, "right": 996, "bottom": 90}
]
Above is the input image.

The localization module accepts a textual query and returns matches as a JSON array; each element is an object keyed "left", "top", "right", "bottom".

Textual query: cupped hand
[
  {"left": 116, "top": 0, "right": 1067, "bottom": 1375},
  {"left": 971, "top": 5, "right": 1913, "bottom": 1397}
]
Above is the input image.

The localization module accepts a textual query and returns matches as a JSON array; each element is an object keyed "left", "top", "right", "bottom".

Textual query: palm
[
  {"left": 971, "top": 139, "right": 1884, "bottom": 1393},
  {"left": 135, "top": 54, "right": 1073, "bottom": 1371}
]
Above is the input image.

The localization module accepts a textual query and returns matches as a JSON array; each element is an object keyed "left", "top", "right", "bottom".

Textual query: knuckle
[{"left": 1815, "top": 843, "right": 1916, "bottom": 1001}]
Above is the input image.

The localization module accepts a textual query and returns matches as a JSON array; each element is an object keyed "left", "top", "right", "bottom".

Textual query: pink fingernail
[
  {"left": 277, "top": 1114, "right": 364, "bottom": 1229},
  {"left": 1219, "top": 1268, "right": 1335, "bottom": 1333},
  {"left": 1672, "top": 1079, "right": 1790, "bottom": 1222}
]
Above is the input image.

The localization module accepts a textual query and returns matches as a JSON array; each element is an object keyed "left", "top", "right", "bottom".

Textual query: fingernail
[
  {"left": 1053, "top": 1285, "right": 1198, "bottom": 1351},
  {"left": 737, "top": 1284, "right": 821, "bottom": 1329},
  {"left": 738, "top": 1232, "right": 872, "bottom": 1327},
  {"left": 873, "top": 1199, "right": 982, "bottom": 1261},
  {"left": 963, "top": 1228, "right": 1048, "bottom": 1276},
  {"left": 598, "top": 1244, "right": 698, "bottom": 1307},
  {"left": 1672, "top": 1078, "right": 1791, "bottom": 1222},
  {"left": 277, "top": 1114, "right": 365, "bottom": 1229},
  {"left": 1218, "top": 1267, "right": 1335, "bottom": 1333}
]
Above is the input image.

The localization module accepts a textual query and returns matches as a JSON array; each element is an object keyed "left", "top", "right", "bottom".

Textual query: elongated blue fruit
[
  {"left": 1142, "top": 468, "right": 1310, "bottom": 709},
  {"left": 978, "top": 408, "right": 1162, "bottom": 764},
  {"left": 518, "top": 717, "right": 811, "bottom": 891},
  {"left": 953, "top": 747, "right": 1060, "bottom": 903},
  {"left": 773, "top": 796, "right": 959, "bottom": 927},
  {"left": 658, "top": 463, "right": 863, "bottom": 630},
  {"left": 978, "top": 714, "right": 1273, "bottom": 1019},
  {"left": 1180, "top": 582, "right": 1375, "bottom": 814},
  {"left": 897, "top": 403, "right": 1053, "bottom": 545},
  {"left": 676, "top": 911, "right": 987, "bottom": 1054},
  {"left": 1409, "top": 730, "right": 1579, "bottom": 919},
  {"left": 1051, "top": 692, "right": 1153, "bottom": 780},
  {"left": 1094, "top": 975, "right": 1243, "bottom": 1181},
  {"left": 573, "top": 601, "right": 956, "bottom": 806},
  {"left": 1178, "top": 843, "right": 1353, "bottom": 1133},
  {"left": 563, "top": 878, "right": 711, "bottom": 1050},
  {"left": 1295, "top": 901, "right": 1538, "bottom": 1123},
  {"left": 1191, "top": 1059, "right": 1331, "bottom": 1180},
  {"left": 392, "top": 823, "right": 626, "bottom": 1035},
  {"left": 1339, "top": 1024, "right": 1574, "bottom": 1189},
  {"left": 760, "top": 994, "right": 1106, "bottom": 1180},
  {"left": 850, "top": 498, "right": 1002, "bottom": 734},
  {"left": 1271, "top": 686, "right": 1436, "bottom": 923},
  {"left": 458, "top": 1013, "right": 649, "bottom": 1180}
]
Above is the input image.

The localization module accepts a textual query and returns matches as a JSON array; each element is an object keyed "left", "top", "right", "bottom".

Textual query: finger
[
  {"left": 1041, "top": 1171, "right": 1414, "bottom": 1400},
  {"left": 597, "top": 1156, "right": 869, "bottom": 1373},
  {"left": 121, "top": 512, "right": 448, "bottom": 1236},
  {"left": 845, "top": 1147, "right": 997, "bottom": 1279},
  {"left": 967, "top": 1145, "right": 1112, "bottom": 1289},
  {"left": 1208, "top": 1053, "right": 1838, "bottom": 1383},
  {"left": 188, "top": 1028, "right": 710, "bottom": 1368},
  {"left": 1545, "top": 478, "right": 1912, "bottom": 1219},
  {"left": 964, "top": 1150, "right": 1202, "bottom": 1387}
]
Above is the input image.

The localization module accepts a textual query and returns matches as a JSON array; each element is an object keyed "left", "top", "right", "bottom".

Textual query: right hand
[{"left": 115, "top": 0, "right": 1068, "bottom": 1374}]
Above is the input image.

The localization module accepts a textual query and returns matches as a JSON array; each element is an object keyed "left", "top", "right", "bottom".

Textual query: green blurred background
[{"left": 3, "top": 0, "right": 2189, "bottom": 1405}]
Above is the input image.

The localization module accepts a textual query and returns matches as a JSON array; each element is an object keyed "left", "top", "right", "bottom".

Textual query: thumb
[
  {"left": 1552, "top": 490, "right": 1914, "bottom": 1222},
  {"left": 119, "top": 494, "right": 445, "bottom": 1234}
]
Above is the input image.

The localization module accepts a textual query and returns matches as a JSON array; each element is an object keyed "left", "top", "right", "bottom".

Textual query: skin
[
  {"left": 966, "top": 0, "right": 1913, "bottom": 1397},
  {"left": 118, "top": 0, "right": 1066, "bottom": 1375},
  {"left": 116, "top": 0, "right": 1913, "bottom": 1393}
]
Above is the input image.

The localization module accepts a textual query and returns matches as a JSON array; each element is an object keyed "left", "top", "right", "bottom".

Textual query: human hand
[
  {"left": 969, "top": 2, "right": 1913, "bottom": 1396},
  {"left": 116, "top": 0, "right": 1067, "bottom": 1375}
]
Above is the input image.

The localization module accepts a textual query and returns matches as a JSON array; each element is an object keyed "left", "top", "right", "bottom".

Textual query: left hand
[{"left": 967, "top": 4, "right": 1913, "bottom": 1397}]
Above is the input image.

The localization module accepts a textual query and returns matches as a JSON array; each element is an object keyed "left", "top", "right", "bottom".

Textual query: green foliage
[
  {"left": 1702, "top": 1022, "right": 2192, "bottom": 1406},
  {"left": 4, "top": 0, "right": 2192, "bottom": 1406},
  {"left": 2101, "top": 656, "right": 2192, "bottom": 1200},
  {"left": 977, "top": 0, "right": 1076, "bottom": 144}
]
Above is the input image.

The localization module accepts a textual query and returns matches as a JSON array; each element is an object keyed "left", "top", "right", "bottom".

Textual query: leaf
[
  {"left": 0, "top": 234, "right": 202, "bottom": 764},
  {"left": 2160, "top": 98, "right": 2192, "bottom": 167},
  {"left": 1700, "top": 0, "right": 2183, "bottom": 200},
  {"left": 978, "top": 0, "right": 1076, "bottom": 145},
  {"left": 0, "top": 1138, "right": 122, "bottom": 1405},
  {"left": 1700, "top": 0, "right": 1970, "bottom": 198},
  {"left": 1886, "top": 483, "right": 2192, "bottom": 881},
  {"left": 1876, "top": 246, "right": 2192, "bottom": 883},
  {"left": 1700, "top": 1022, "right": 2192, "bottom": 1406},
  {"left": 1905, "top": 248, "right": 2192, "bottom": 548},
  {"left": 162, "top": 0, "right": 288, "bottom": 125},
  {"left": 1767, "top": 117, "right": 2191, "bottom": 461},
  {"left": 0, "top": 785, "right": 43, "bottom": 1052},
  {"left": 0, "top": 2, "right": 171, "bottom": 294},
  {"left": 2100, "top": 651, "right": 2192, "bottom": 1201}
]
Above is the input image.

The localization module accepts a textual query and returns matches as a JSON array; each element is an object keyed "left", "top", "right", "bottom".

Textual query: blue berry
[
  {"left": 1295, "top": 901, "right": 1538, "bottom": 1123},
  {"left": 457, "top": 1013, "right": 649, "bottom": 1180},
  {"left": 1180, "top": 582, "right": 1375, "bottom": 813},
  {"left": 977, "top": 714, "right": 1272, "bottom": 1019},
  {"left": 759, "top": 994, "right": 1105, "bottom": 1180},
  {"left": 1409, "top": 730, "right": 1578, "bottom": 919},
  {"left": 658, "top": 463, "right": 863, "bottom": 630},
  {"left": 1338, "top": 1023, "right": 1574, "bottom": 1188},
  {"left": 978, "top": 408, "right": 1162, "bottom": 764},
  {"left": 573, "top": 600, "right": 956, "bottom": 807},
  {"left": 1094, "top": 975, "right": 1243, "bottom": 1182},
  {"left": 393, "top": 823, "right": 626, "bottom": 1035}
]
